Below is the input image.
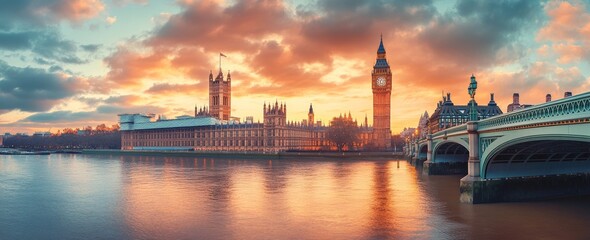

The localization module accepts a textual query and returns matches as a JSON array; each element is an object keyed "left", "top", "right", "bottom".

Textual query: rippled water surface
[{"left": 1, "top": 154, "right": 590, "bottom": 239}]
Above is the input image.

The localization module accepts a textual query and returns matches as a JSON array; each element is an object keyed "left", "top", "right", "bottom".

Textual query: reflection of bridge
[{"left": 406, "top": 92, "right": 590, "bottom": 203}]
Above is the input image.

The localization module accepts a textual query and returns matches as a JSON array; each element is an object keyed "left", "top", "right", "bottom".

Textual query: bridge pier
[
  {"left": 460, "top": 121, "right": 483, "bottom": 203},
  {"left": 460, "top": 173, "right": 590, "bottom": 203},
  {"left": 410, "top": 156, "right": 423, "bottom": 166},
  {"left": 407, "top": 140, "right": 417, "bottom": 165},
  {"left": 423, "top": 162, "right": 467, "bottom": 175},
  {"left": 459, "top": 121, "right": 590, "bottom": 203}
]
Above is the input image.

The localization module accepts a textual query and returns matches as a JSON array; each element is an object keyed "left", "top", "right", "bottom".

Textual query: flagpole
[{"left": 219, "top": 53, "right": 221, "bottom": 72}]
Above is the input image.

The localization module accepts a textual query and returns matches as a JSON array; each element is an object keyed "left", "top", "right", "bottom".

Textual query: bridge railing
[
  {"left": 431, "top": 124, "right": 467, "bottom": 139},
  {"left": 478, "top": 91, "right": 590, "bottom": 131}
]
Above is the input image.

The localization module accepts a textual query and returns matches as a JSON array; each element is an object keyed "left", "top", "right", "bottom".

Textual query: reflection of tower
[
  {"left": 371, "top": 36, "right": 392, "bottom": 149},
  {"left": 369, "top": 161, "right": 394, "bottom": 238},
  {"left": 209, "top": 69, "right": 231, "bottom": 121}
]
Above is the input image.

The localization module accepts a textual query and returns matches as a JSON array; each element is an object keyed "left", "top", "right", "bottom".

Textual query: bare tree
[{"left": 327, "top": 117, "right": 360, "bottom": 152}]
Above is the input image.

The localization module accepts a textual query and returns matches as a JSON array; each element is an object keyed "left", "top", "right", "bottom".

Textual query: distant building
[
  {"left": 245, "top": 116, "right": 254, "bottom": 124},
  {"left": 507, "top": 93, "right": 533, "bottom": 112},
  {"left": 428, "top": 90, "right": 503, "bottom": 133},
  {"left": 400, "top": 127, "right": 416, "bottom": 140},
  {"left": 416, "top": 111, "right": 429, "bottom": 139},
  {"left": 507, "top": 92, "right": 572, "bottom": 112},
  {"left": 32, "top": 132, "right": 52, "bottom": 137},
  {"left": 120, "top": 37, "right": 396, "bottom": 152},
  {"left": 120, "top": 102, "right": 332, "bottom": 152}
]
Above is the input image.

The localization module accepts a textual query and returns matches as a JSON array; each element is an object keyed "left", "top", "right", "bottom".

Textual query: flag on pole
[{"left": 220, "top": 53, "right": 227, "bottom": 57}]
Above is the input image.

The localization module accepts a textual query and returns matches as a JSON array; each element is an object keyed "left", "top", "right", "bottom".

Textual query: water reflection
[
  {"left": 368, "top": 161, "right": 395, "bottom": 239},
  {"left": 2, "top": 155, "right": 590, "bottom": 239},
  {"left": 120, "top": 156, "right": 236, "bottom": 239}
]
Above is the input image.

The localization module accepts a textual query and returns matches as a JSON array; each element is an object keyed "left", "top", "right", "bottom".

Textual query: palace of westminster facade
[{"left": 119, "top": 38, "right": 393, "bottom": 152}]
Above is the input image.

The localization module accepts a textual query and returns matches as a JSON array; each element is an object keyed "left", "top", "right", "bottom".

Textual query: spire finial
[{"left": 377, "top": 34, "right": 386, "bottom": 54}]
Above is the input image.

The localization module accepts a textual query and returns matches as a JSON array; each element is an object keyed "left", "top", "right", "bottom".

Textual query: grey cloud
[
  {"left": 0, "top": 30, "right": 87, "bottom": 64},
  {"left": 80, "top": 44, "right": 101, "bottom": 52},
  {"left": 34, "top": 58, "right": 52, "bottom": 65},
  {"left": 112, "top": 0, "right": 148, "bottom": 6},
  {"left": 19, "top": 103, "right": 166, "bottom": 124},
  {"left": 0, "top": 1, "right": 41, "bottom": 29},
  {"left": 104, "top": 95, "right": 139, "bottom": 104},
  {"left": 0, "top": 61, "right": 84, "bottom": 112},
  {"left": 0, "top": 31, "right": 35, "bottom": 50},
  {"left": 0, "top": 0, "right": 104, "bottom": 29},
  {"left": 48, "top": 65, "right": 63, "bottom": 72},
  {"left": 0, "top": 1, "right": 99, "bottom": 65},
  {"left": 31, "top": 31, "right": 86, "bottom": 64},
  {"left": 22, "top": 110, "right": 97, "bottom": 123},
  {"left": 418, "top": 0, "right": 544, "bottom": 67},
  {"left": 76, "top": 96, "right": 104, "bottom": 106},
  {"left": 17, "top": 93, "right": 165, "bottom": 124},
  {"left": 96, "top": 105, "right": 165, "bottom": 115},
  {"left": 294, "top": 0, "right": 436, "bottom": 62},
  {"left": 304, "top": 0, "right": 436, "bottom": 34}
]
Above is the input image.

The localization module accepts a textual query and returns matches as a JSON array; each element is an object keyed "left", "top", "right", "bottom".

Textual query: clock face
[{"left": 376, "top": 77, "right": 386, "bottom": 87}]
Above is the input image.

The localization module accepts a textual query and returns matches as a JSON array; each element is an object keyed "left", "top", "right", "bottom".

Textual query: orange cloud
[
  {"left": 104, "top": 47, "right": 172, "bottom": 87},
  {"left": 95, "top": 0, "right": 586, "bottom": 133},
  {"left": 553, "top": 43, "right": 586, "bottom": 64},
  {"left": 537, "top": 1, "right": 590, "bottom": 65},
  {"left": 46, "top": 0, "right": 105, "bottom": 22},
  {"left": 537, "top": 1, "right": 589, "bottom": 42}
]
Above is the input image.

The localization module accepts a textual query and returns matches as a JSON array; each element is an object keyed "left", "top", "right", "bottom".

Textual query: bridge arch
[
  {"left": 481, "top": 135, "right": 590, "bottom": 179},
  {"left": 418, "top": 144, "right": 428, "bottom": 160},
  {"left": 432, "top": 140, "right": 469, "bottom": 163}
]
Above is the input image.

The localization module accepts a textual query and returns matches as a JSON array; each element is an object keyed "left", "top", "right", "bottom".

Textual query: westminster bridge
[{"left": 406, "top": 91, "right": 590, "bottom": 203}]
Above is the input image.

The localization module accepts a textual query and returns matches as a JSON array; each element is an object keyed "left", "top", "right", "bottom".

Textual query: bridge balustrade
[{"left": 478, "top": 92, "right": 590, "bottom": 131}]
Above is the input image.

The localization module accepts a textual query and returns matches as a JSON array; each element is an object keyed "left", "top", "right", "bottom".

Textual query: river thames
[{"left": 1, "top": 154, "right": 590, "bottom": 239}]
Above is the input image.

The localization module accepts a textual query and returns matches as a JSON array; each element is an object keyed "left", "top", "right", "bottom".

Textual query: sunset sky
[{"left": 1, "top": 0, "right": 589, "bottom": 134}]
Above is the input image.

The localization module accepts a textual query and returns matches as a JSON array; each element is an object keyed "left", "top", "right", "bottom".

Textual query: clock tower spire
[{"left": 371, "top": 35, "right": 392, "bottom": 149}]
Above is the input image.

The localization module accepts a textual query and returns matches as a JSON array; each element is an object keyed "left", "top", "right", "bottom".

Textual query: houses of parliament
[{"left": 119, "top": 38, "right": 393, "bottom": 152}]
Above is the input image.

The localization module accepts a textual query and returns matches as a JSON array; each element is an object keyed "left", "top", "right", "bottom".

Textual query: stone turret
[
  {"left": 308, "top": 104, "right": 314, "bottom": 127},
  {"left": 264, "top": 101, "right": 287, "bottom": 127}
]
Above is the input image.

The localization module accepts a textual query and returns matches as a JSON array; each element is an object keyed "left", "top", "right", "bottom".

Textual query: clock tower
[{"left": 371, "top": 36, "right": 392, "bottom": 149}]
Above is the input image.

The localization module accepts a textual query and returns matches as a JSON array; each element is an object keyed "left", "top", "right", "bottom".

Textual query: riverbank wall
[
  {"left": 460, "top": 173, "right": 590, "bottom": 203},
  {"left": 81, "top": 149, "right": 404, "bottom": 160},
  {"left": 422, "top": 161, "right": 468, "bottom": 175}
]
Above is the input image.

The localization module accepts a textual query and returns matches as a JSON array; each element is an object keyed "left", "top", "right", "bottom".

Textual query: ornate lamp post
[{"left": 468, "top": 74, "right": 478, "bottom": 121}]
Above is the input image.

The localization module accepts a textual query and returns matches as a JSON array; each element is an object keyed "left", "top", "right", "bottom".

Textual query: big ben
[{"left": 372, "top": 36, "right": 392, "bottom": 149}]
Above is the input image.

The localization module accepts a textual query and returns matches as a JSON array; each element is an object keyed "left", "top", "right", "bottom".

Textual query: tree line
[
  {"left": 3, "top": 124, "right": 121, "bottom": 150},
  {"left": 3, "top": 121, "right": 406, "bottom": 152},
  {"left": 326, "top": 116, "right": 405, "bottom": 152}
]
